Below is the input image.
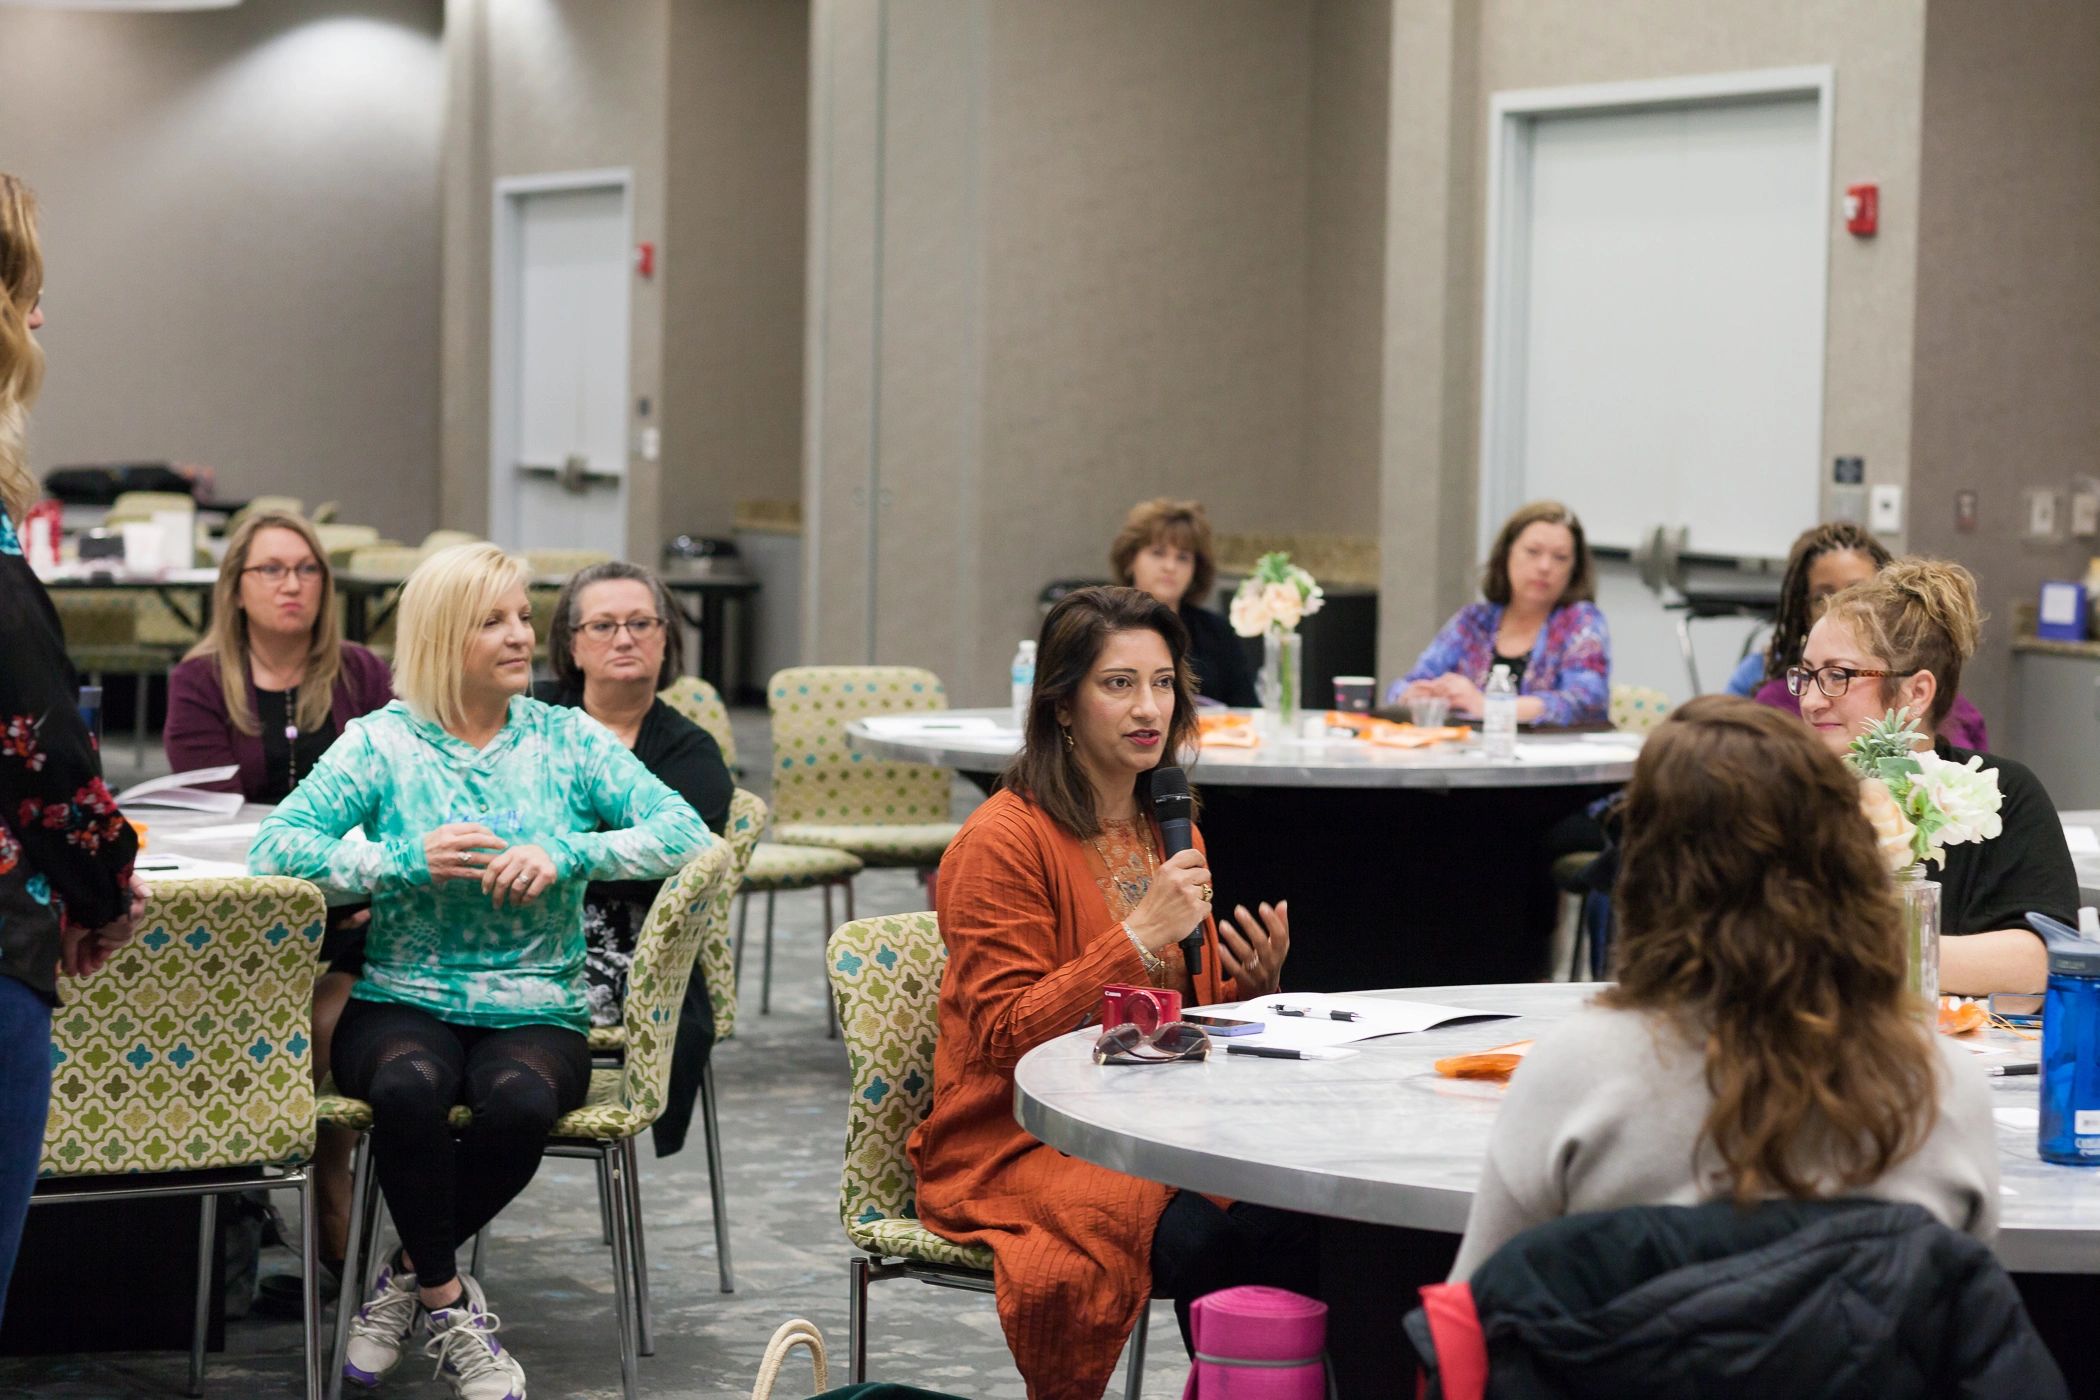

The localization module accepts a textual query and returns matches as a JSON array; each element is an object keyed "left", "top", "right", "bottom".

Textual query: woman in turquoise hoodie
[{"left": 252, "top": 543, "right": 709, "bottom": 1400}]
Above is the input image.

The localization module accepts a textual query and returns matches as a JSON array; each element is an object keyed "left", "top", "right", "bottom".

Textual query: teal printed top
[{"left": 250, "top": 696, "right": 711, "bottom": 1031}]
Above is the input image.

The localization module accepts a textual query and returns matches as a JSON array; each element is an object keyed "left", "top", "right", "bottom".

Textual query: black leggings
[{"left": 331, "top": 997, "right": 590, "bottom": 1290}]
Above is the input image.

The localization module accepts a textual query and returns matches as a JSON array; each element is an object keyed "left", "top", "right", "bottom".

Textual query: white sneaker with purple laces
[
  {"left": 422, "top": 1273, "right": 527, "bottom": 1400},
  {"left": 342, "top": 1261, "right": 420, "bottom": 1388}
]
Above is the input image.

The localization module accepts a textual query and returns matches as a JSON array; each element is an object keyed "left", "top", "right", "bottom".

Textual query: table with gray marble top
[
  {"left": 849, "top": 709, "right": 1642, "bottom": 790},
  {"left": 134, "top": 801, "right": 356, "bottom": 907},
  {"left": 1012, "top": 981, "right": 2100, "bottom": 1274}
]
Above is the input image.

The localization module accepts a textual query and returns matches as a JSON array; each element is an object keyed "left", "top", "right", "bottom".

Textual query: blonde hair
[
  {"left": 392, "top": 543, "right": 532, "bottom": 730},
  {"left": 0, "top": 173, "right": 47, "bottom": 524},
  {"left": 1820, "top": 557, "right": 1983, "bottom": 729},
  {"left": 183, "top": 513, "right": 344, "bottom": 735}
]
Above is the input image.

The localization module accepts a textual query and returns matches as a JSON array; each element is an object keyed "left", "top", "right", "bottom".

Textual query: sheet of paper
[
  {"left": 119, "top": 766, "right": 244, "bottom": 814},
  {"left": 1994, "top": 1106, "right": 2041, "bottom": 1131},
  {"left": 1516, "top": 741, "right": 1642, "bottom": 764},
  {"left": 859, "top": 714, "right": 1007, "bottom": 735},
  {"left": 136, "top": 855, "right": 251, "bottom": 882},
  {"left": 1192, "top": 992, "right": 1515, "bottom": 1050},
  {"left": 2063, "top": 824, "right": 2100, "bottom": 855},
  {"left": 156, "top": 821, "right": 264, "bottom": 844}
]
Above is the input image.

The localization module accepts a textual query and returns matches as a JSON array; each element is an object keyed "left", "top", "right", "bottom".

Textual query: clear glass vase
[
  {"left": 1896, "top": 863, "right": 1941, "bottom": 1012},
  {"left": 1258, "top": 629, "right": 1303, "bottom": 738}
]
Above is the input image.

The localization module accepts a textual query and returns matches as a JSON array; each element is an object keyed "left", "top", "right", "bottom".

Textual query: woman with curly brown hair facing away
[{"left": 1450, "top": 698, "right": 1998, "bottom": 1280}]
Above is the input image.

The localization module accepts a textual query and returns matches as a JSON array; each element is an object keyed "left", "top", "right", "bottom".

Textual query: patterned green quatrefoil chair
[
  {"left": 39, "top": 876, "right": 329, "bottom": 1400},
  {"left": 324, "top": 838, "right": 736, "bottom": 1400},
  {"left": 826, "top": 913, "right": 1152, "bottom": 1393},
  {"left": 583, "top": 786, "right": 767, "bottom": 1308}
]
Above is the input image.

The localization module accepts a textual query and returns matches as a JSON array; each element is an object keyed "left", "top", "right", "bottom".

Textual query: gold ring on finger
[{"left": 1198, "top": 883, "right": 1213, "bottom": 903}]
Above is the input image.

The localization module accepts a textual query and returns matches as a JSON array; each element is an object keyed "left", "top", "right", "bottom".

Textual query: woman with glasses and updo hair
[
  {"left": 1452, "top": 698, "right": 2001, "bottom": 1281},
  {"left": 909, "top": 585, "right": 1309, "bottom": 1399},
  {"left": 165, "top": 510, "right": 393, "bottom": 802},
  {"left": 1730, "top": 522, "right": 1990, "bottom": 750},
  {"left": 545, "top": 560, "right": 732, "bottom": 1157},
  {"left": 1793, "top": 559, "right": 2074, "bottom": 995}
]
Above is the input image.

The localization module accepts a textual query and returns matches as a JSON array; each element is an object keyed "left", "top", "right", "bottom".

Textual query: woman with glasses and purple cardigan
[{"left": 164, "top": 510, "right": 393, "bottom": 803}]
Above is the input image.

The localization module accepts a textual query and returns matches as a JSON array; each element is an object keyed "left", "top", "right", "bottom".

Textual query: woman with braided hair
[{"left": 1729, "top": 523, "right": 1989, "bottom": 751}]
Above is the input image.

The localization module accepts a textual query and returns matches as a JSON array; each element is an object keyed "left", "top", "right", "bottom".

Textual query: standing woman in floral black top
[{"left": 0, "top": 174, "right": 143, "bottom": 1324}]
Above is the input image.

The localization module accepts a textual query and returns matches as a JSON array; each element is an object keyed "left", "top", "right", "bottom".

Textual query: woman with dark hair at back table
[
  {"left": 1391, "top": 500, "right": 1610, "bottom": 726},
  {"left": 545, "top": 559, "right": 733, "bottom": 1157},
  {"left": 1110, "top": 498, "right": 1259, "bottom": 707},
  {"left": 1734, "top": 521, "right": 1990, "bottom": 750},
  {"left": 911, "top": 585, "right": 1309, "bottom": 1400},
  {"left": 0, "top": 171, "right": 144, "bottom": 1325}
]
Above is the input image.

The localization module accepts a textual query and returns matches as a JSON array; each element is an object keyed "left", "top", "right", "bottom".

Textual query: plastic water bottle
[
  {"left": 1482, "top": 664, "right": 1518, "bottom": 762},
  {"left": 1010, "top": 640, "right": 1037, "bottom": 730},
  {"left": 2029, "top": 910, "right": 2100, "bottom": 1165}
]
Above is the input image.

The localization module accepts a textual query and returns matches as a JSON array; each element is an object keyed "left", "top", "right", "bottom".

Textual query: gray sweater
[{"left": 1450, "top": 1003, "right": 2001, "bottom": 1281}]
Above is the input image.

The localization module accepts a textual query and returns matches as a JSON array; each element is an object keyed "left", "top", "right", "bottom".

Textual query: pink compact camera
[{"left": 1100, "top": 984, "right": 1183, "bottom": 1035}]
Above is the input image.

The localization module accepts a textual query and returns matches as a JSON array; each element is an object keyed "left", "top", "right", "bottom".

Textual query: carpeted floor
[{"left": 0, "top": 709, "right": 1183, "bottom": 1399}]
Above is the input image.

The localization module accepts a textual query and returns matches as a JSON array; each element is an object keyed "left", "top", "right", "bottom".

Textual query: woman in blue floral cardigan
[{"left": 1389, "top": 501, "right": 1612, "bottom": 727}]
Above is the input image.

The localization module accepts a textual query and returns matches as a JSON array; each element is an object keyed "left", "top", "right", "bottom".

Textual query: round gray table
[
  {"left": 1013, "top": 981, "right": 2100, "bottom": 1275},
  {"left": 847, "top": 709, "right": 1643, "bottom": 789},
  {"left": 855, "top": 712, "right": 1640, "bottom": 989}
]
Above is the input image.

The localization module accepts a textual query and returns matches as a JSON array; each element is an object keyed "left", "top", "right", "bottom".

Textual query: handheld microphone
[{"left": 1148, "top": 766, "right": 1203, "bottom": 975}]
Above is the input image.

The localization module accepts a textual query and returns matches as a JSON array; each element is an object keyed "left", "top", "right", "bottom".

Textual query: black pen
[
  {"left": 1228, "top": 1044, "right": 1350, "bottom": 1061},
  {"left": 1985, "top": 1062, "right": 2040, "bottom": 1077},
  {"left": 1269, "top": 1003, "right": 1362, "bottom": 1023}
]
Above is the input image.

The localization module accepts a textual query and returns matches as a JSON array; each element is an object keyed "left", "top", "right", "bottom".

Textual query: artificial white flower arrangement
[
  {"left": 1848, "top": 709, "right": 2004, "bottom": 871},
  {"left": 1228, "top": 552, "right": 1326, "bottom": 637}
]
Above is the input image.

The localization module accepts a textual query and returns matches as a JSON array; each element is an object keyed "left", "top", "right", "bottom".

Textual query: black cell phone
[{"left": 1181, "top": 1013, "right": 1262, "bottom": 1037}]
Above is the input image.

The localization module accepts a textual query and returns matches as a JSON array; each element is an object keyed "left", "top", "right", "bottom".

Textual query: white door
[{"left": 491, "top": 176, "right": 631, "bottom": 557}]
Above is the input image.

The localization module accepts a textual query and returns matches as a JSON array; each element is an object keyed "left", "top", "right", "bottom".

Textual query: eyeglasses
[
  {"left": 1092, "top": 1021, "right": 1211, "bottom": 1066},
  {"left": 580, "top": 617, "right": 666, "bottom": 641},
  {"left": 1784, "top": 664, "right": 1918, "bottom": 699},
  {"left": 242, "top": 562, "right": 324, "bottom": 585}
]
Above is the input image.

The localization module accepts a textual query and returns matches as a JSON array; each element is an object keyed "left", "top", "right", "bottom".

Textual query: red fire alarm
[
  {"left": 635, "top": 241, "right": 656, "bottom": 278},
  {"left": 1844, "top": 184, "right": 1878, "bottom": 237}
]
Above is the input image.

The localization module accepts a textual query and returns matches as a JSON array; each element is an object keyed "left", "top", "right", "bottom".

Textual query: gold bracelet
[{"left": 1124, "top": 925, "right": 1166, "bottom": 978}]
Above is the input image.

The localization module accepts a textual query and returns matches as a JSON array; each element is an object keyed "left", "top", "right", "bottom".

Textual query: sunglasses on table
[
  {"left": 1092, "top": 1021, "right": 1211, "bottom": 1066},
  {"left": 1783, "top": 664, "right": 1919, "bottom": 699}
]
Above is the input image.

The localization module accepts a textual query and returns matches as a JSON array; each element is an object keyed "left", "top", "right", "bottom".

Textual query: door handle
[{"left": 517, "top": 455, "right": 620, "bottom": 494}]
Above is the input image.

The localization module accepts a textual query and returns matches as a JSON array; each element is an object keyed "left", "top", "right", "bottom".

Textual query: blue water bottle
[{"left": 2026, "top": 912, "right": 2100, "bottom": 1165}]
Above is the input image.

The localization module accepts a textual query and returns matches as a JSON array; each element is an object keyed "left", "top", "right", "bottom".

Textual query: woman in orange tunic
[{"left": 909, "top": 586, "right": 1308, "bottom": 1400}]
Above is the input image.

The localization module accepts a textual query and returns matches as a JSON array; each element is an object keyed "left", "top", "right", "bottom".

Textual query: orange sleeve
[{"left": 938, "top": 809, "right": 1148, "bottom": 1074}]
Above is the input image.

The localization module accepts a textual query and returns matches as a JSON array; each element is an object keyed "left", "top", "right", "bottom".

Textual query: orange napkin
[
  {"left": 1937, "top": 998, "right": 1987, "bottom": 1036},
  {"left": 1433, "top": 1039, "right": 1534, "bottom": 1082},
  {"left": 1197, "top": 713, "right": 1261, "bottom": 749},
  {"left": 1319, "top": 712, "right": 1475, "bottom": 747}
]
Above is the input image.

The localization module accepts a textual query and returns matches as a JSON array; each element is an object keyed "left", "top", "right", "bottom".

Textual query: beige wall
[
  {"left": 437, "top": 0, "right": 670, "bottom": 548},
  {"left": 0, "top": 0, "right": 444, "bottom": 541},
  {"left": 661, "top": 0, "right": 811, "bottom": 539},
  {"left": 1379, "top": 0, "right": 1933, "bottom": 677},
  {"left": 806, "top": 0, "right": 1391, "bottom": 703},
  {"left": 1909, "top": 0, "right": 2100, "bottom": 726}
]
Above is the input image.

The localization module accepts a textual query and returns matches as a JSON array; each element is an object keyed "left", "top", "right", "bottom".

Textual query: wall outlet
[
  {"left": 2074, "top": 491, "right": 2100, "bottom": 538},
  {"left": 2028, "top": 489, "right": 2062, "bottom": 540},
  {"left": 1868, "top": 484, "right": 1904, "bottom": 533}
]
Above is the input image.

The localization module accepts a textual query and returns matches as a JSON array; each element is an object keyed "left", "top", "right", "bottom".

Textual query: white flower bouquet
[
  {"left": 1846, "top": 709, "right": 2004, "bottom": 871},
  {"left": 1228, "top": 552, "right": 1325, "bottom": 638}
]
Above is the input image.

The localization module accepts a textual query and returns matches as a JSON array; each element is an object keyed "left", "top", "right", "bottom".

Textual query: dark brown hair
[
  {"left": 1109, "top": 498, "right": 1217, "bottom": 607},
  {"left": 1004, "top": 586, "right": 1200, "bottom": 839},
  {"left": 1601, "top": 696, "right": 1939, "bottom": 1203},
  {"left": 1482, "top": 501, "right": 1593, "bottom": 607},
  {"left": 548, "top": 560, "right": 685, "bottom": 692},
  {"left": 1819, "top": 558, "right": 1981, "bottom": 731},
  {"left": 1762, "top": 522, "right": 1893, "bottom": 683}
]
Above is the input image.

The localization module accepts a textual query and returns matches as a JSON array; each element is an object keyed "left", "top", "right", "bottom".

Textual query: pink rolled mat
[{"left": 1181, "top": 1285, "right": 1331, "bottom": 1400}]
